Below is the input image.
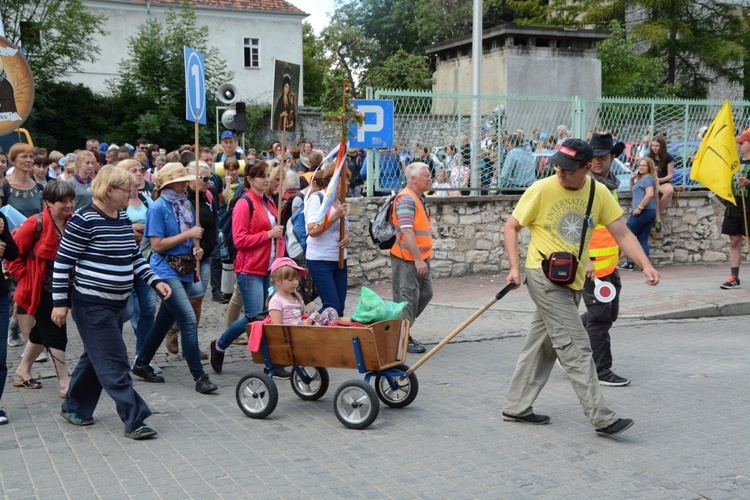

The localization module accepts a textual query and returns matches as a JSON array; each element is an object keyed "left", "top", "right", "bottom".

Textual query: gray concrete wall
[{"left": 344, "top": 190, "right": 730, "bottom": 286}]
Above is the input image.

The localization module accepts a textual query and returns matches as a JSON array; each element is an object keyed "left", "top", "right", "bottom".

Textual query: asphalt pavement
[{"left": 1, "top": 263, "right": 748, "bottom": 498}]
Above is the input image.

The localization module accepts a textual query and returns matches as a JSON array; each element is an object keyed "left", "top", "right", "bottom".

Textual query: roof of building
[
  {"left": 426, "top": 23, "right": 609, "bottom": 54},
  {"left": 126, "top": 0, "right": 307, "bottom": 15}
]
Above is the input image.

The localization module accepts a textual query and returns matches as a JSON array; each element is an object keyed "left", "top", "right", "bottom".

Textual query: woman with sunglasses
[{"left": 163, "top": 162, "right": 218, "bottom": 357}]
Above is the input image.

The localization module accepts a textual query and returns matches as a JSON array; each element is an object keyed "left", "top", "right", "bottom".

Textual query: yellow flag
[{"left": 690, "top": 100, "right": 740, "bottom": 205}]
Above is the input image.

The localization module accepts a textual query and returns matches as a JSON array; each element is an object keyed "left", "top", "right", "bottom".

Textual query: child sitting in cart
[{"left": 268, "top": 258, "right": 339, "bottom": 326}]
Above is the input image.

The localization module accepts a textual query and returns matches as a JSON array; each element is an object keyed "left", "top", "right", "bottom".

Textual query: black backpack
[
  {"left": 368, "top": 192, "right": 398, "bottom": 250},
  {"left": 218, "top": 196, "right": 252, "bottom": 263}
]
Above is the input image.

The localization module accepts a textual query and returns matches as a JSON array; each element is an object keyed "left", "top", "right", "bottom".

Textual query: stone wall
[{"left": 343, "top": 190, "right": 730, "bottom": 286}]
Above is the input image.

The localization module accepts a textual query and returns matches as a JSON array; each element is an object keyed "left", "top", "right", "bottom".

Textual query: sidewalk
[{"left": 363, "top": 263, "right": 750, "bottom": 343}]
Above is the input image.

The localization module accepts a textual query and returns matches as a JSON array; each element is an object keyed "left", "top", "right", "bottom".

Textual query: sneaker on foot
[
  {"left": 124, "top": 424, "right": 158, "bottom": 440},
  {"left": 407, "top": 336, "right": 426, "bottom": 354},
  {"left": 7, "top": 322, "right": 22, "bottom": 347},
  {"left": 0, "top": 410, "right": 8, "bottom": 425},
  {"left": 263, "top": 366, "right": 292, "bottom": 380},
  {"left": 596, "top": 418, "right": 634, "bottom": 436},
  {"left": 720, "top": 276, "right": 741, "bottom": 289},
  {"left": 618, "top": 262, "right": 635, "bottom": 271},
  {"left": 502, "top": 412, "right": 551, "bottom": 425},
  {"left": 209, "top": 340, "right": 224, "bottom": 374},
  {"left": 150, "top": 363, "right": 162, "bottom": 374},
  {"left": 599, "top": 372, "right": 630, "bottom": 387},
  {"left": 35, "top": 351, "right": 48, "bottom": 362},
  {"left": 195, "top": 374, "right": 218, "bottom": 394},
  {"left": 131, "top": 363, "right": 165, "bottom": 383}
]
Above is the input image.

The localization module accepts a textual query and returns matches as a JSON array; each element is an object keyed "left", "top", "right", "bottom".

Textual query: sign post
[{"left": 184, "top": 46, "right": 206, "bottom": 274}]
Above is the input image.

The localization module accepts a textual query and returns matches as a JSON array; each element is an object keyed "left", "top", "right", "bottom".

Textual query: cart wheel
[
  {"left": 374, "top": 364, "right": 419, "bottom": 408},
  {"left": 236, "top": 371, "right": 278, "bottom": 419},
  {"left": 290, "top": 366, "right": 329, "bottom": 401},
  {"left": 333, "top": 380, "right": 380, "bottom": 430}
]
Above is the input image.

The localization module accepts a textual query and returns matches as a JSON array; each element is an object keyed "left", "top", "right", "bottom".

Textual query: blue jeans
[
  {"left": 217, "top": 272, "right": 269, "bottom": 351},
  {"left": 626, "top": 208, "right": 656, "bottom": 263},
  {"left": 124, "top": 275, "right": 157, "bottom": 356},
  {"left": 64, "top": 290, "right": 152, "bottom": 432},
  {"left": 0, "top": 293, "right": 9, "bottom": 404},
  {"left": 136, "top": 278, "right": 205, "bottom": 381},
  {"left": 306, "top": 259, "right": 348, "bottom": 316},
  {"left": 188, "top": 257, "right": 212, "bottom": 299}
]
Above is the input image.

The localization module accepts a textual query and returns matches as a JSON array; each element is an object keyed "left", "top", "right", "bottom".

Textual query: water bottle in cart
[{"left": 218, "top": 229, "right": 229, "bottom": 261}]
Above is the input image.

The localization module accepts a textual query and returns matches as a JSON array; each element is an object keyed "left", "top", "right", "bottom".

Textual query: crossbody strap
[{"left": 577, "top": 179, "right": 596, "bottom": 261}]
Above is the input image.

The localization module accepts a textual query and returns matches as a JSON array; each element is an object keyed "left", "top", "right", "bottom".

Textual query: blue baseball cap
[
  {"left": 99, "top": 142, "right": 109, "bottom": 153},
  {"left": 221, "top": 130, "right": 237, "bottom": 140}
]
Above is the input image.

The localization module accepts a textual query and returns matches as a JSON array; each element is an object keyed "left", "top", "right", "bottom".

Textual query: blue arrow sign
[{"left": 184, "top": 46, "right": 207, "bottom": 125}]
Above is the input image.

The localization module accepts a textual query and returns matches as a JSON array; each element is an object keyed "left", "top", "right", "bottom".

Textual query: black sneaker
[
  {"left": 596, "top": 418, "right": 634, "bottom": 436},
  {"left": 131, "top": 363, "right": 165, "bottom": 383},
  {"left": 195, "top": 374, "right": 218, "bottom": 394},
  {"left": 210, "top": 340, "right": 224, "bottom": 374},
  {"left": 124, "top": 424, "right": 158, "bottom": 440},
  {"left": 618, "top": 262, "right": 635, "bottom": 271},
  {"left": 502, "top": 412, "right": 551, "bottom": 425},
  {"left": 599, "top": 372, "right": 630, "bottom": 387},
  {"left": 720, "top": 276, "right": 740, "bottom": 289},
  {"left": 407, "top": 336, "right": 426, "bottom": 354},
  {"left": 7, "top": 321, "right": 22, "bottom": 347},
  {"left": 263, "top": 366, "right": 292, "bottom": 380},
  {"left": 212, "top": 294, "right": 230, "bottom": 304},
  {"left": 0, "top": 410, "right": 8, "bottom": 425}
]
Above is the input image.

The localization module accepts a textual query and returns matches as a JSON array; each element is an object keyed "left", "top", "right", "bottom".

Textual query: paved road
[{"left": 1, "top": 264, "right": 749, "bottom": 498}]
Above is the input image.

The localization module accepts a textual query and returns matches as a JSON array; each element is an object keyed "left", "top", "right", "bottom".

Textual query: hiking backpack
[
  {"left": 368, "top": 192, "right": 398, "bottom": 250},
  {"left": 284, "top": 191, "right": 323, "bottom": 259},
  {"left": 218, "top": 196, "right": 252, "bottom": 263}
]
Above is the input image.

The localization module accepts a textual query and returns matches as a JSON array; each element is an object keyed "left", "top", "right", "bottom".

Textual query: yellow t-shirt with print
[{"left": 512, "top": 176, "right": 624, "bottom": 290}]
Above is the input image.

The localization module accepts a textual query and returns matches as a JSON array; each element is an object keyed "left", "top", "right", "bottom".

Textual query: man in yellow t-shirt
[{"left": 501, "top": 139, "right": 660, "bottom": 437}]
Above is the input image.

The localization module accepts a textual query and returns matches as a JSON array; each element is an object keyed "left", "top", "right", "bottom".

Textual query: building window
[
  {"left": 20, "top": 21, "right": 42, "bottom": 51},
  {"left": 243, "top": 37, "right": 260, "bottom": 68}
]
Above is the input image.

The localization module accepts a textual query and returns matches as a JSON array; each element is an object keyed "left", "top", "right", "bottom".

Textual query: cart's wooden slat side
[
  {"left": 249, "top": 320, "right": 409, "bottom": 370},
  {"left": 371, "top": 320, "right": 409, "bottom": 369},
  {"left": 249, "top": 327, "right": 293, "bottom": 365}
]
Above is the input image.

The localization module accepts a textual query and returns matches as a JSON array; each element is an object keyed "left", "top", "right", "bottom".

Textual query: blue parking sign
[
  {"left": 184, "top": 46, "right": 206, "bottom": 125},
  {"left": 348, "top": 100, "right": 394, "bottom": 149}
]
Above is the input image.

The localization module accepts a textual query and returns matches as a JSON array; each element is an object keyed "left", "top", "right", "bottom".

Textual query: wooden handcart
[{"left": 236, "top": 319, "right": 416, "bottom": 429}]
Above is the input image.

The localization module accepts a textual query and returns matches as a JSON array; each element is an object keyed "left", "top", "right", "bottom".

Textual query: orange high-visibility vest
[
  {"left": 589, "top": 188, "right": 619, "bottom": 277},
  {"left": 390, "top": 187, "right": 433, "bottom": 262}
]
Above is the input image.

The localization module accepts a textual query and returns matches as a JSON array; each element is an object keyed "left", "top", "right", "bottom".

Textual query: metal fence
[{"left": 365, "top": 90, "right": 750, "bottom": 194}]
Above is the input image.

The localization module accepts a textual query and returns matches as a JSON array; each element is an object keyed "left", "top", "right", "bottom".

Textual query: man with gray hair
[{"left": 390, "top": 162, "right": 434, "bottom": 353}]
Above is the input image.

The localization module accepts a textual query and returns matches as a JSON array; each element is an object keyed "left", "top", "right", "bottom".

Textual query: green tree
[
  {"left": 108, "top": 4, "right": 232, "bottom": 148},
  {"left": 631, "top": 1, "right": 745, "bottom": 99},
  {"left": 365, "top": 49, "right": 433, "bottom": 91},
  {"left": 598, "top": 21, "right": 678, "bottom": 98},
  {"left": 24, "top": 81, "right": 112, "bottom": 152},
  {"left": 302, "top": 22, "right": 330, "bottom": 107},
  {"left": 0, "top": 0, "right": 106, "bottom": 84}
]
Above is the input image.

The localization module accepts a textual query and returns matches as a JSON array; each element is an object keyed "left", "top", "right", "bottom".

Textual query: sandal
[
  {"left": 654, "top": 220, "right": 662, "bottom": 233},
  {"left": 13, "top": 378, "right": 42, "bottom": 389},
  {"left": 60, "top": 410, "right": 94, "bottom": 426}
]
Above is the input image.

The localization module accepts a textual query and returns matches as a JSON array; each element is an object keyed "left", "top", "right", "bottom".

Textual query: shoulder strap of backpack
[{"left": 34, "top": 212, "right": 43, "bottom": 242}]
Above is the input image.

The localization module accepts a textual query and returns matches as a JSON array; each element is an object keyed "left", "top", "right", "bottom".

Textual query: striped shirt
[{"left": 53, "top": 204, "right": 161, "bottom": 306}]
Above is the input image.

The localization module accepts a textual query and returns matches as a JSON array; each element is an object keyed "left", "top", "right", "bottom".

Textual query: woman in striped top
[{"left": 51, "top": 166, "right": 171, "bottom": 440}]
